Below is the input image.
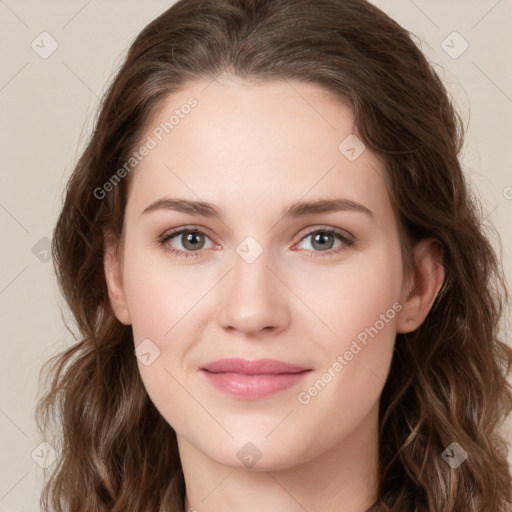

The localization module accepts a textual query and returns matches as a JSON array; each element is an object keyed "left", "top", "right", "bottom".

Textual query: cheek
[
  {"left": 292, "top": 280, "right": 400, "bottom": 456},
  {"left": 121, "top": 245, "right": 201, "bottom": 430},
  {"left": 124, "top": 276, "right": 169, "bottom": 343},
  {"left": 293, "top": 240, "right": 404, "bottom": 351},
  {"left": 122, "top": 241, "right": 201, "bottom": 341},
  {"left": 291, "top": 239, "right": 403, "bottom": 417}
]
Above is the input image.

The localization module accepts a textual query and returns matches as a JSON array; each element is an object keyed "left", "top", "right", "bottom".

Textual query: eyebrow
[{"left": 141, "top": 197, "right": 375, "bottom": 221}]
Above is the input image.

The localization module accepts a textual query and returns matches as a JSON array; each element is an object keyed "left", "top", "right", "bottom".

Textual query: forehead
[{"left": 127, "top": 77, "right": 391, "bottom": 223}]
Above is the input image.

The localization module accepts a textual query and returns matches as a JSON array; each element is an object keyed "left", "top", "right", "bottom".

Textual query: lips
[
  {"left": 200, "top": 358, "right": 311, "bottom": 399},
  {"left": 201, "top": 358, "right": 308, "bottom": 375}
]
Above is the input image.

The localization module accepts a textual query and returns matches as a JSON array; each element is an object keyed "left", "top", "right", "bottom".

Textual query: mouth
[{"left": 200, "top": 358, "right": 312, "bottom": 399}]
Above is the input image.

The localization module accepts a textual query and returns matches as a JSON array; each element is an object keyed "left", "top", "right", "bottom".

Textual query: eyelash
[{"left": 158, "top": 225, "right": 355, "bottom": 260}]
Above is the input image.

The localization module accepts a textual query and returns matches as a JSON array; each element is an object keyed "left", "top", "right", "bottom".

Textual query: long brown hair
[{"left": 36, "top": 0, "right": 512, "bottom": 510}]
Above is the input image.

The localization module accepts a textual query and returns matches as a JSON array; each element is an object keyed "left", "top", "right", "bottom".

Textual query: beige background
[{"left": 0, "top": 1, "right": 511, "bottom": 510}]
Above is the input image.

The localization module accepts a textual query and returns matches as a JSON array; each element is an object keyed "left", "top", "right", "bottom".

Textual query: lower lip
[{"left": 201, "top": 370, "right": 310, "bottom": 399}]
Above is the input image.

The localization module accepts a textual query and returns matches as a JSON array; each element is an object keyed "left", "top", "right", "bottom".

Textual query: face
[{"left": 104, "top": 76, "right": 433, "bottom": 471}]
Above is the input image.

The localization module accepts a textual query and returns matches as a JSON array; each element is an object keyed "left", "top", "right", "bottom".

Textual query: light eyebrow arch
[
  {"left": 282, "top": 198, "right": 374, "bottom": 221},
  {"left": 142, "top": 198, "right": 222, "bottom": 218},
  {"left": 141, "top": 197, "right": 375, "bottom": 221}
]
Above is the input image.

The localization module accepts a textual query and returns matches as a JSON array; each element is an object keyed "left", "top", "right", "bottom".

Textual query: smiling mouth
[{"left": 200, "top": 358, "right": 312, "bottom": 399}]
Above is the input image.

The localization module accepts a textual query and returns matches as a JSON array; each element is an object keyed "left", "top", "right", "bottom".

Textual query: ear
[
  {"left": 104, "top": 233, "right": 131, "bottom": 325},
  {"left": 396, "top": 237, "right": 444, "bottom": 334}
]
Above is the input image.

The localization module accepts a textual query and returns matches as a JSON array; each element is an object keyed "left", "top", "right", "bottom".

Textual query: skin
[{"left": 104, "top": 76, "right": 444, "bottom": 512}]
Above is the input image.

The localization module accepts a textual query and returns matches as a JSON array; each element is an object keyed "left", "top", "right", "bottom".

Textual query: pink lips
[{"left": 200, "top": 358, "right": 311, "bottom": 399}]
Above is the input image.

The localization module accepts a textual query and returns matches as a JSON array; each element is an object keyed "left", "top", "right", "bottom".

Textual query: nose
[{"left": 216, "top": 246, "right": 290, "bottom": 337}]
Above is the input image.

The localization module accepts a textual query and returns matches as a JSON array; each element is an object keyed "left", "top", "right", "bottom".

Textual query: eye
[
  {"left": 159, "top": 226, "right": 217, "bottom": 259},
  {"left": 294, "top": 227, "right": 355, "bottom": 258}
]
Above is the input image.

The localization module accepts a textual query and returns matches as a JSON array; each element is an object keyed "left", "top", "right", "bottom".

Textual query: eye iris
[
  {"left": 182, "top": 232, "right": 204, "bottom": 250},
  {"left": 312, "top": 232, "right": 334, "bottom": 251}
]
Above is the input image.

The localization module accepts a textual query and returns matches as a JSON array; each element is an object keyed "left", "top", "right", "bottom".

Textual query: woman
[{"left": 36, "top": 0, "right": 512, "bottom": 510}]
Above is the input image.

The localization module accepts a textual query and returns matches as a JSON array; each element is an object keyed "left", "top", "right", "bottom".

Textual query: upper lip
[{"left": 201, "top": 358, "right": 310, "bottom": 375}]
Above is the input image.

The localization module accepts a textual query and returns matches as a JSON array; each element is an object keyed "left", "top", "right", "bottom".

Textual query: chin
[{"left": 205, "top": 436, "right": 307, "bottom": 472}]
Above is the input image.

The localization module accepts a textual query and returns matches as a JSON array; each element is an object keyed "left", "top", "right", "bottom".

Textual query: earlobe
[
  {"left": 103, "top": 234, "right": 131, "bottom": 325},
  {"left": 396, "top": 238, "right": 444, "bottom": 334}
]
